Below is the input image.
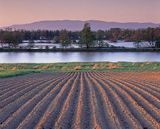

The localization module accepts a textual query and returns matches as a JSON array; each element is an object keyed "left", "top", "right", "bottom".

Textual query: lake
[{"left": 0, "top": 52, "right": 160, "bottom": 63}]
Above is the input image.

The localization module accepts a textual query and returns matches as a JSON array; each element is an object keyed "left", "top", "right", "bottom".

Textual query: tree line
[{"left": 0, "top": 23, "right": 160, "bottom": 48}]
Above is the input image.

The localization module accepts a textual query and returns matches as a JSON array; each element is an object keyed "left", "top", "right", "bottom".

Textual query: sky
[{"left": 0, "top": 0, "right": 160, "bottom": 26}]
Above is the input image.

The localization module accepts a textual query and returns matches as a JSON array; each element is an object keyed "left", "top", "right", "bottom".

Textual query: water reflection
[{"left": 0, "top": 52, "right": 160, "bottom": 63}]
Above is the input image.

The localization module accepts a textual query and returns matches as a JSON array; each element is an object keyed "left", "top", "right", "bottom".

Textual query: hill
[{"left": 2, "top": 20, "right": 160, "bottom": 31}]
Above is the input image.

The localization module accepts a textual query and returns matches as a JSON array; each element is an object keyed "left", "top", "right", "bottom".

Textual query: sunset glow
[{"left": 0, "top": 0, "right": 160, "bottom": 26}]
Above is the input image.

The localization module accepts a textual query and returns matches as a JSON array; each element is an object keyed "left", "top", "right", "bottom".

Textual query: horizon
[
  {"left": 0, "top": 0, "right": 160, "bottom": 27},
  {"left": 2, "top": 19, "right": 160, "bottom": 28}
]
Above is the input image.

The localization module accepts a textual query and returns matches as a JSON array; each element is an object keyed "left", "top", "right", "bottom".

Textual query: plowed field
[{"left": 0, "top": 72, "right": 160, "bottom": 129}]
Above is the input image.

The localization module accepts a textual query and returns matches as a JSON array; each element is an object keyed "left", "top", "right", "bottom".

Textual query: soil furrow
[
  {"left": 71, "top": 73, "right": 84, "bottom": 129},
  {"left": 53, "top": 73, "right": 81, "bottom": 129},
  {"left": 109, "top": 79, "right": 160, "bottom": 122},
  {"left": 87, "top": 72, "right": 123, "bottom": 129},
  {"left": 1, "top": 73, "right": 72, "bottom": 129},
  {"left": 33, "top": 73, "right": 77, "bottom": 129},
  {"left": 90, "top": 72, "right": 142, "bottom": 129},
  {"left": 0, "top": 73, "right": 68, "bottom": 108},
  {"left": 104, "top": 80, "right": 160, "bottom": 129},
  {"left": 0, "top": 73, "right": 69, "bottom": 123},
  {"left": 0, "top": 72, "right": 159, "bottom": 129}
]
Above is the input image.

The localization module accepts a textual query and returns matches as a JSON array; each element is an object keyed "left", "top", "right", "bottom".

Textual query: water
[{"left": 0, "top": 52, "right": 160, "bottom": 63}]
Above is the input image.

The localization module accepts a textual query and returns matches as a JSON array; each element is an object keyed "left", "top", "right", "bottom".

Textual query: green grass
[{"left": 0, "top": 62, "right": 160, "bottom": 78}]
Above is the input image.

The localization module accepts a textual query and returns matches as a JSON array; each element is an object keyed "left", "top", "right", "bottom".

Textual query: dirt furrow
[
  {"left": 104, "top": 80, "right": 160, "bottom": 129},
  {"left": 83, "top": 72, "right": 101, "bottom": 129},
  {"left": 90, "top": 72, "right": 142, "bottom": 129},
  {"left": 33, "top": 73, "right": 77, "bottom": 129},
  {"left": 53, "top": 73, "right": 81, "bottom": 129},
  {"left": 0, "top": 72, "right": 159, "bottom": 129},
  {"left": 94, "top": 72, "right": 160, "bottom": 109},
  {"left": 0, "top": 73, "right": 55, "bottom": 89},
  {"left": 0, "top": 81, "right": 53, "bottom": 123},
  {"left": 1, "top": 73, "right": 72, "bottom": 129},
  {"left": 0, "top": 77, "right": 43, "bottom": 95},
  {"left": 109, "top": 79, "right": 160, "bottom": 122},
  {"left": 87, "top": 72, "right": 123, "bottom": 129},
  {"left": 0, "top": 73, "right": 68, "bottom": 108},
  {"left": 71, "top": 73, "right": 84, "bottom": 129},
  {"left": 0, "top": 77, "right": 52, "bottom": 104},
  {"left": 120, "top": 76, "right": 160, "bottom": 91},
  {"left": 0, "top": 73, "right": 69, "bottom": 123},
  {"left": 0, "top": 73, "right": 63, "bottom": 96},
  {"left": 128, "top": 79, "right": 160, "bottom": 98},
  {"left": 0, "top": 74, "right": 37, "bottom": 87},
  {"left": 111, "top": 78, "right": 160, "bottom": 109},
  {"left": 133, "top": 78, "right": 160, "bottom": 89},
  {"left": 78, "top": 73, "right": 92, "bottom": 129}
]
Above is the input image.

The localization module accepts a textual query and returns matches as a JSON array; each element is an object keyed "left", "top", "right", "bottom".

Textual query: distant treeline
[{"left": 0, "top": 23, "right": 160, "bottom": 48}]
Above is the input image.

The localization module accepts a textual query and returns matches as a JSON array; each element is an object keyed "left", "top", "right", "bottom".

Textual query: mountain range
[{"left": 2, "top": 20, "right": 160, "bottom": 31}]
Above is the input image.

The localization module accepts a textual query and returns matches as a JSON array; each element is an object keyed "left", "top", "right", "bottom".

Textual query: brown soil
[{"left": 0, "top": 72, "right": 160, "bottom": 129}]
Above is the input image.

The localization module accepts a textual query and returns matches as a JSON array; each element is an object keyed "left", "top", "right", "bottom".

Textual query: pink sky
[{"left": 0, "top": 0, "right": 159, "bottom": 26}]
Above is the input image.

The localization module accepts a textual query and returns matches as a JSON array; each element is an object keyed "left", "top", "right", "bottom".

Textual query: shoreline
[
  {"left": 0, "top": 48, "right": 160, "bottom": 52},
  {"left": 0, "top": 62, "right": 160, "bottom": 78}
]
